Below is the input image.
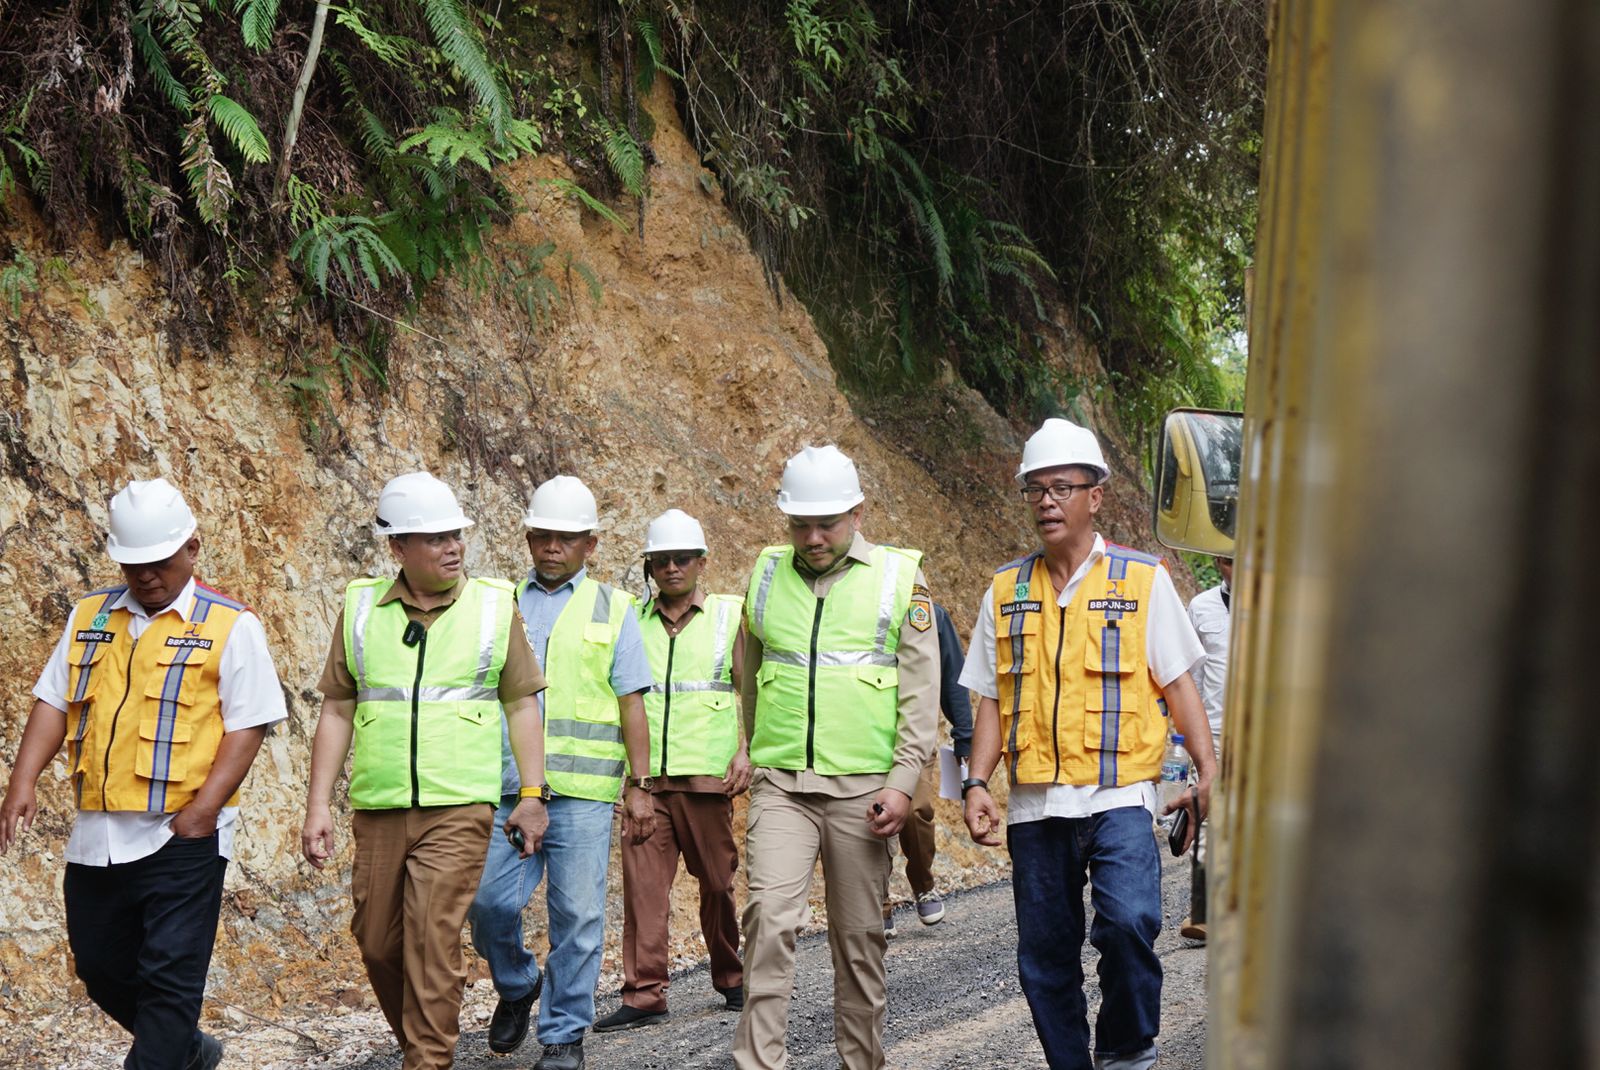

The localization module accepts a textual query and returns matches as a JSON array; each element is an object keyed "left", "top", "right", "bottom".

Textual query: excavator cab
[{"left": 1153, "top": 408, "right": 1241, "bottom": 556}]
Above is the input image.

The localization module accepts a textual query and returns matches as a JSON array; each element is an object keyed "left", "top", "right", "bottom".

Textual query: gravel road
[{"left": 333, "top": 846, "right": 1207, "bottom": 1070}]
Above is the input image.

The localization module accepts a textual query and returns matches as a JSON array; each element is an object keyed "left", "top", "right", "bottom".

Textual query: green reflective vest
[
  {"left": 345, "top": 576, "right": 514, "bottom": 810},
  {"left": 521, "top": 576, "right": 635, "bottom": 802},
  {"left": 638, "top": 593, "right": 742, "bottom": 778},
  {"left": 744, "top": 544, "right": 921, "bottom": 775}
]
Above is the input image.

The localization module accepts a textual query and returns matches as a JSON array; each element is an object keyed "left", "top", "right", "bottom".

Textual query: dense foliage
[{"left": 0, "top": 1, "right": 1264, "bottom": 445}]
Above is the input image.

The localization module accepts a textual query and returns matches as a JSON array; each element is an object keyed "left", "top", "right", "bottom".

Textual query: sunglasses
[{"left": 647, "top": 552, "right": 704, "bottom": 569}]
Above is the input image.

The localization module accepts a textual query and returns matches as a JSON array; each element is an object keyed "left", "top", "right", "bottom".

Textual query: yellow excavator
[{"left": 1151, "top": 1, "right": 1597, "bottom": 1066}]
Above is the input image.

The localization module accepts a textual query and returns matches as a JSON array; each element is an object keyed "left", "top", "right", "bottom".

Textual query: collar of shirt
[
  {"left": 1053, "top": 533, "right": 1108, "bottom": 606},
  {"left": 110, "top": 576, "right": 198, "bottom": 622},
  {"left": 644, "top": 585, "right": 705, "bottom": 629},
  {"left": 377, "top": 572, "right": 467, "bottom": 612},
  {"left": 793, "top": 530, "right": 876, "bottom": 579},
  {"left": 524, "top": 565, "right": 586, "bottom": 596}
]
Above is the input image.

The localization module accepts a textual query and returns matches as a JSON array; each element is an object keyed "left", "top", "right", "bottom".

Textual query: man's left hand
[
  {"left": 170, "top": 804, "right": 219, "bottom": 840},
  {"left": 865, "top": 787, "right": 911, "bottom": 838},
  {"left": 722, "top": 748, "right": 753, "bottom": 796},
  {"left": 621, "top": 786, "right": 656, "bottom": 845},
  {"left": 505, "top": 799, "right": 549, "bottom": 858}
]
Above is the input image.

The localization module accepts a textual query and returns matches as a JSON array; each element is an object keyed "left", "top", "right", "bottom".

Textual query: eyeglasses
[
  {"left": 647, "top": 552, "right": 703, "bottom": 569},
  {"left": 1020, "top": 481, "right": 1098, "bottom": 504}
]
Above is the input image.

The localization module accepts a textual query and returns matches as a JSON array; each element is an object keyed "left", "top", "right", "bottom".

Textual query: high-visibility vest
[
  {"left": 64, "top": 584, "right": 246, "bottom": 813},
  {"left": 523, "top": 577, "right": 636, "bottom": 802},
  {"left": 744, "top": 544, "right": 920, "bottom": 775},
  {"left": 345, "top": 576, "right": 514, "bottom": 809},
  {"left": 990, "top": 544, "right": 1170, "bottom": 787},
  {"left": 638, "top": 593, "right": 741, "bottom": 778}
]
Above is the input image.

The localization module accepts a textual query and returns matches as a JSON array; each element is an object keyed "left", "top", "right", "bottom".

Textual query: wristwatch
[
  {"left": 960, "top": 777, "right": 990, "bottom": 798},
  {"left": 518, "top": 783, "right": 551, "bottom": 802},
  {"left": 626, "top": 775, "right": 655, "bottom": 792}
]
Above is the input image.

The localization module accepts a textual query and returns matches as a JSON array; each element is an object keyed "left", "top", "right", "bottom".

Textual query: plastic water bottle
[{"left": 1157, "top": 733, "right": 1191, "bottom": 830}]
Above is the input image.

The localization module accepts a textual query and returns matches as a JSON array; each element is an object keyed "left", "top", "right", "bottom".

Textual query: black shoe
[
  {"left": 488, "top": 972, "right": 543, "bottom": 1055},
  {"left": 716, "top": 984, "right": 745, "bottom": 1011},
  {"left": 185, "top": 1032, "right": 223, "bottom": 1070},
  {"left": 533, "top": 1040, "right": 584, "bottom": 1070},
  {"left": 593, "top": 1004, "right": 668, "bottom": 1032}
]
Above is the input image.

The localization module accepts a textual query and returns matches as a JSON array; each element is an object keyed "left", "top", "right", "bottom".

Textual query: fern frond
[
  {"left": 634, "top": 17, "right": 680, "bottom": 90},
  {"left": 207, "top": 94, "right": 270, "bottom": 164},
  {"left": 335, "top": 3, "right": 416, "bottom": 69},
  {"left": 237, "top": 0, "right": 280, "bottom": 51},
  {"left": 414, "top": 0, "right": 511, "bottom": 139},
  {"left": 539, "top": 177, "right": 627, "bottom": 231},
  {"left": 179, "top": 116, "right": 233, "bottom": 228},
  {"left": 132, "top": 19, "right": 195, "bottom": 115},
  {"left": 602, "top": 123, "right": 645, "bottom": 197}
]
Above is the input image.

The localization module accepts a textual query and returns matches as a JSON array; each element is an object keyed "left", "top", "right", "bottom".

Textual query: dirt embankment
[{"left": 0, "top": 80, "right": 1171, "bottom": 1063}]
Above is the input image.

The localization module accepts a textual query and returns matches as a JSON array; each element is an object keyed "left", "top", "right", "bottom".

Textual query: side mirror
[{"left": 1154, "top": 408, "right": 1243, "bottom": 556}]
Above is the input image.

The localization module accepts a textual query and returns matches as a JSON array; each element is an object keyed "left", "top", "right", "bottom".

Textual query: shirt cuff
[{"left": 885, "top": 764, "right": 922, "bottom": 799}]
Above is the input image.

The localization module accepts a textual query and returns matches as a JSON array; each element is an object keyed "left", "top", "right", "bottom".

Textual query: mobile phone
[
  {"left": 1167, "top": 803, "right": 1191, "bottom": 857},
  {"left": 509, "top": 827, "right": 525, "bottom": 852}
]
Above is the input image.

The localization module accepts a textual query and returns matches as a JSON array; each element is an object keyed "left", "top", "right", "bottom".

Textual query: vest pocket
[
  {"left": 68, "top": 642, "right": 110, "bottom": 702},
  {"left": 135, "top": 715, "right": 194, "bottom": 783},
  {"left": 573, "top": 696, "right": 620, "bottom": 724},
  {"left": 855, "top": 665, "right": 899, "bottom": 692},
  {"left": 1083, "top": 677, "right": 1140, "bottom": 754},
  {"left": 1083, "top": 619, "right": 1137, "bottom": 675},
  {"left": 143, "top": 644, "right": 214, "bottom": 707}
]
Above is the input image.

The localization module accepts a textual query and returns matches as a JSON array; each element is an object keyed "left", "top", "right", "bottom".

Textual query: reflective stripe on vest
[
  {"left": 638, "top": 593, "right": 741, "bottom": 778},
  {"left": 744, "top": 544, "right": 920, "bottom": 775},
  {"left": 346, "top": 576, "right": 514, "bottom": 809},
  {"left": 534, "top": 578, "right": 634, "bottom": 802},
  {"left": 991, "top": 546, "right": 1168, "bottom": 787},
  {"left": 66, "top": 584, "right": 245, "bottom": 814}
]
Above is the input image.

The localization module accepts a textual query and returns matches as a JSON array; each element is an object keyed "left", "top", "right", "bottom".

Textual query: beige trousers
[
  {"left": 351, "top": 804, "right": 492, "bottom": 1070},
  {"left": 733, "top": 777, "right": 893, "bottom": 1070}
]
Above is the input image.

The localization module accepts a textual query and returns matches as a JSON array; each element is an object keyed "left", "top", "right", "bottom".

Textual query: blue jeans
[
  {"left": 1008, "top": 807, "right": 1162, "bottom": 1070},
  {"left": 469, "top": 796, "right": 615, "bottom": 1045}
]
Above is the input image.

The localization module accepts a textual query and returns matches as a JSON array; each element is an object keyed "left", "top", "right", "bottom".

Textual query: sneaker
[
  {"left": 593, "top": 1004, "right": 668, "bottom": 1032},
  {"left": 716, "top": 984, "right": 745, "bottom": 1011},
  {"left": 883, "top": 912, "right": 897, "bottom": 939},
  {"left": 488, "top": 972, "right": 543, "bottom": 1054},
  {"left": 185, "top": 1032, "right": 223, "bottom": 1070},
  {"left": 534, "top": 1040, "right": 584, "bottom": 1070},
  {"left": 1180, "top": 917, "right": 1208, "bottom": 943},
  {"left": 915, "top": 890, "right": 946, "bottom": 926}
]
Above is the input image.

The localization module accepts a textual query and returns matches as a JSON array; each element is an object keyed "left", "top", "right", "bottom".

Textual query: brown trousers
[
  {"left": 892, "top": 758, "right": 940, "bottom": 902},
  {"left": 351, "top": 804, "right": 492, "bottom": 1070},
  {"left": 733, "top": 778, "right": 893, "bottom": 1070},
  {"left": 619, "top": 790, "right": 743, "bottom": 1011}
]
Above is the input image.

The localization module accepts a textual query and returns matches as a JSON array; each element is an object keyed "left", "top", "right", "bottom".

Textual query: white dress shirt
[
  {"left": 33, "top": 578, "right": 287, "bottom": 865},
  {"left": 959, "top": 534, "right": 1204, "bottom": 825},
  {"left": 1186, "top": 583, "right": 1231, "bottom": 744}
]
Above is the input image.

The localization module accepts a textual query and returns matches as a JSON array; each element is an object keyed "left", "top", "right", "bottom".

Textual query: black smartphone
[{"left": 1167, "top": 803, "right": 1191, "bottom": 857}]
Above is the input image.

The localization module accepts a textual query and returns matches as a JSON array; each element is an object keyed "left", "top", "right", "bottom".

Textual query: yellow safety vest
[
  {"left": 345, "top": 576, "right": 514, "bottom": 809},
  {"left": 638, "top": 594, "right": 742, "bottom": 778},
  {"left": 991, "top": 545, "right": 1170, "bottom": 786},
  {"left": 744, "top": 544, "right": 920, "bottom": 775},
  {"left": 64, "top": 583, "right": 246, "bottom": 813},
  {"left": 523, "top": 577, "right": 635, "bottom": 802}
]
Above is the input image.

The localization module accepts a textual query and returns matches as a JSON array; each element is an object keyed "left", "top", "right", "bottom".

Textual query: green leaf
[
  {"left": 415, "top": 0, "right": 511, "bottom": 140},
  {"left": 539, "top": 177, "right": 627, "bottom": 231},
  {"left": 237, "top": 0, "right": 280, "bottom": 51},
  {"left": 207, "top": 94, "right": 270, "bottom": 164}
]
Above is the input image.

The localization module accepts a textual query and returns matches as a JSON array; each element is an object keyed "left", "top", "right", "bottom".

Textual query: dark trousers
[
  {"left": 64, "top": 833, "right": 227, "bottom": 1070},
  {"left": 1008, "top": 808, "right": 1163, "bottom": 1070}
]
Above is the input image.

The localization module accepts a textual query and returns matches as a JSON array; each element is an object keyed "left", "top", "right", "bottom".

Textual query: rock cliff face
[{"left": 0, "top": 82, "right": 1168, "bottom": 1059}]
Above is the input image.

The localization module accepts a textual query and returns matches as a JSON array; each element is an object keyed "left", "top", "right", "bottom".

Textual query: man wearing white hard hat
[
  {"left": 593, "top": 509, "right": 750, "bottom": 1033},
  {"left": 734, "top": 445, "right": 940, "bottom": 1070},
  {"left": 958, "top": 418, "right": 1216, "bottom": 1070},
  {"left": 468, "top": 474, "right": 654, "bottom": 1070},
  {"left": 301, "top": 471, "right": 549, "bottom": 1070},
  {"left": 1, "top": 477, "right": 286, "bottom": 1070}
]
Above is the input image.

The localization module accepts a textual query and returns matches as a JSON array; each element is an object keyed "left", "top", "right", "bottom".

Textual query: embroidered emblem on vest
[
  {"left": 1014, "top": 581, "right": 1030, "bottom": 601},
  {"left": 91, "top": 612, "right": 110, "bottom": 629},
  {"left": 908, "top": 601, "right": 932, "bottom": 632}
]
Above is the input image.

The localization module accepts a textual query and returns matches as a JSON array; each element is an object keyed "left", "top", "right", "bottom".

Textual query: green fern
[
  {"left": 414, "top": 0, "right": 511, "bottom": 139},
  {"left": 289, "top": 214, "right": 404, "bottom": 293},
  {"left": 334, "top": 3, "right": 417, "bottom": 69},
  {"left": 179, "top": 117, "right": 233, "bottom": 228},
  {"left": 132, "top": 18, "right": 195, "bottom": 114},
  {"left": 634, "top": 17, "right": 680, "bottom": 91},
  {"left": 236, "top": 0, "right": 280, "bottom": 51},
  {"left": 206, "top": 94, "right": 270, "bottom": 164},
  {"left": 600, "top": 122, "right": 645, "bottom": 198},
  {"left": 539, "top": 177, "right": 627, "bottom": 231}
]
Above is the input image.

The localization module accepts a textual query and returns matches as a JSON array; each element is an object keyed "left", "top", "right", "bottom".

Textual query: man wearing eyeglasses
[
  {"left": 468, "top": 475, "right": 655, "bottom": 1070},
  {"left": 959, "top": 418, "right": 1215, "bottom": 1070},
  {"left": 593, "top": 509, "right": 750, "bottom": 1033},
  {"left": 734, "top": 445, "right": 940, "bottom": 1070}
]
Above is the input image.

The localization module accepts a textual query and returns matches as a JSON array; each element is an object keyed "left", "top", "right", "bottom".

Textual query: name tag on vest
[
  {"left": 1087, "top": 599, "right": 1139, "bottom": 613},
  {"left": 75, "top": 629, "right": 116, "bottom": 643},
  {"left": 1000, "top": 600, "right": 1042, "bottom": 616},
  {"left": 165, "top": 636, "right": 215, "bottom": 650}
]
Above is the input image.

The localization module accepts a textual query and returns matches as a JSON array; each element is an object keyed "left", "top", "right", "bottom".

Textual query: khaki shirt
[
  {"left": 318, "top": 573, "right": 546, "bottom": 703},
  {"left": 640, "top": 586, "right": 748, "bottom": 794},
  {"left": 739, "top": 532, "right": 940, "bottom": 799}
]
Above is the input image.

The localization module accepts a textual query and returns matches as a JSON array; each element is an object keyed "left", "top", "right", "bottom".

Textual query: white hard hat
[
  {"left": 522, "top": 475, "right": 600, "bottom": 532},
  {"left": 642, "top": 509, "right": 708, "bottom": 555},
  {"left": 777, "top": 445, "right": 865, "bottom": 516},
  {"left": 374, "top": 471, "right": 474, "bottom": 536},
  {"left": 1016, "top": 418, "right": 1110, "bottom": 485},
  {"left": 106, "top": 478, "right": 198, "bottom": 564}
]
